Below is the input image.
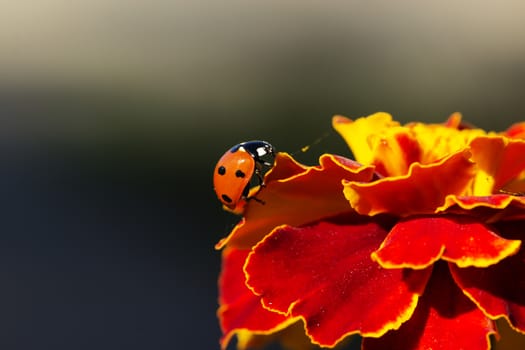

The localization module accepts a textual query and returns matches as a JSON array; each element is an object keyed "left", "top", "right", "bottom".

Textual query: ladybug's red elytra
[{"left": 213, "top": 140, "right": 276, "bottom": 211}]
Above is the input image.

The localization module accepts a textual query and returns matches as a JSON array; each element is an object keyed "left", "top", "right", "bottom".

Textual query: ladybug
[{"left": 214, "top": 140, "right": 276, "bottom": 211}]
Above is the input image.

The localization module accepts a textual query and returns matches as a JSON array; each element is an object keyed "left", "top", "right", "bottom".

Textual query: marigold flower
[{"left": 215, "top": 112, "right": 525, "bottom": 350}]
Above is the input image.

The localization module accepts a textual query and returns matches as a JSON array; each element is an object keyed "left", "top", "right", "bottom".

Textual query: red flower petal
[
  {"left": 264, "top": 152, "right": 308, "bottom": 182},
  {"left": 372, "top": 215, "right": 521, "bottom": 269},
  {"left": 443, "top": 112, "right": 463, "bottom": 128},
  {"left": 343, "top": 150, "right": 476, "bottom": 216},
  {"left": 504, "top": 122, "right": 525, "bottom": 139},
  {"left": 216, "top": 153, "right": 375, "bottom": 249},
  {"left": 437, "top": 194, "right": 525, "bottom": 222},
  {"left": 362, "top": 263, "right": 496, "bottom": 350},
  {"left": 450, "top": 221, "right": 525, "bottom": 334},
  {"left": 217, "top": 248, "right": 294, "bottom": 349},
  {"left": 442, "top": 112, "right": 479, "bottom": 130},
  {"left": 438, "top": 194, "right": 515, "bottom": 211},
  {"left": 244, "top": 218, "right": 431, "bottom": 347}
]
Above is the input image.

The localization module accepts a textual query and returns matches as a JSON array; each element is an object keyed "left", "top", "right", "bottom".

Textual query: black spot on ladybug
[
  {"left": 235, "top": 170, "right": 246, "bottom": 178},
  {"left": 218, "top": 166, "right": 226, "bottom": 175},
  {"left": 221, "top": 194, "right": 233, "bottom": 203}
]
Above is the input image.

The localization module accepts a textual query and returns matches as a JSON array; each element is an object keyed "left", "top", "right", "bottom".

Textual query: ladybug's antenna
[{"left": 291, "top": 131, "right": 332, "bottom": 157}]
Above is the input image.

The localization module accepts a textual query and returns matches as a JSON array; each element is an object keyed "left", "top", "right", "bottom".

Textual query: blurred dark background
[{"left": 1, "top": 1, "right": 525, "bottom": 349}]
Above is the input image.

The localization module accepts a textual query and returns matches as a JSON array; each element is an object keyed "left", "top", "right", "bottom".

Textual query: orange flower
[{"left": 216, "top": 113, "right": 525, "bottom": 350}]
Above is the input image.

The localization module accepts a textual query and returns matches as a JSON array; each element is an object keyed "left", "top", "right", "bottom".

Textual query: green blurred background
[{"left": 1, "top": 1, "right": 525, "bottom": 349}]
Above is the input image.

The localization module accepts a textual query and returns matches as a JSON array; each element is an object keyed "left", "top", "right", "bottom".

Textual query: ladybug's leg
[
  {"left": 254, "top": 163, "right": 266, "bottom": 187},
  {"left": 244, "top": 171, "right": 267, "bottom": 206},
  {"left": 242, "top": 184, "right": 250, "bottom": 198},
  {"left": 247, "top": 196, "right": 265, "bottom": 205},
  {"left": 242, "top": 183, "right": 266, "bottom": 205}
]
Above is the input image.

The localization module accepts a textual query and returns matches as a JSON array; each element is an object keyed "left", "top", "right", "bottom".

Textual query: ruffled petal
[
  {"left": 442, "top": 112, "right": 479, "bottom": 130},
  {"left": 362, "top": 263, "right": 496, "bottom": 350},
  {"left": 216, "top": 153, "right": 375, "bottom": 249},
  {"left": 438, "top": 194, "right": 516, "bottom": 211},
  {"left": 333, "top": 113, "right": 420, "bottom": 176},
  {"left": 450, "top": 221, "right": 525, "bottom": 334},
  {"left": 343, "top": 150, "right": 476, "bottom": 216},
  {"left": 372, "top": 215, "right": 521, "bottom": 269},
  {"left": 218, "top": 248, "right": 295, "bottom": 349},
  {"left": 443, "top": 112, "right": 463, "bottom": 128},
  {"left": 409, "top": 118, "right": 485, "bottom": 165},
  {"left": 244, "top": 218, "right": 431, "bottom": 347},
  {"left": 333, "top": 113, "right": 488, "bottom": 175},
  {"left": 437, "top": 194, "right": 525, "bottom": 222},
  {"left": 332, "top": 113, "right": 399, "bottom": 167},
  {"left": 503, "top": 122, "right": 525, "bottom": 139},
  {"left": 469, "top": 136, "right": 525, "bottom": 195}
]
